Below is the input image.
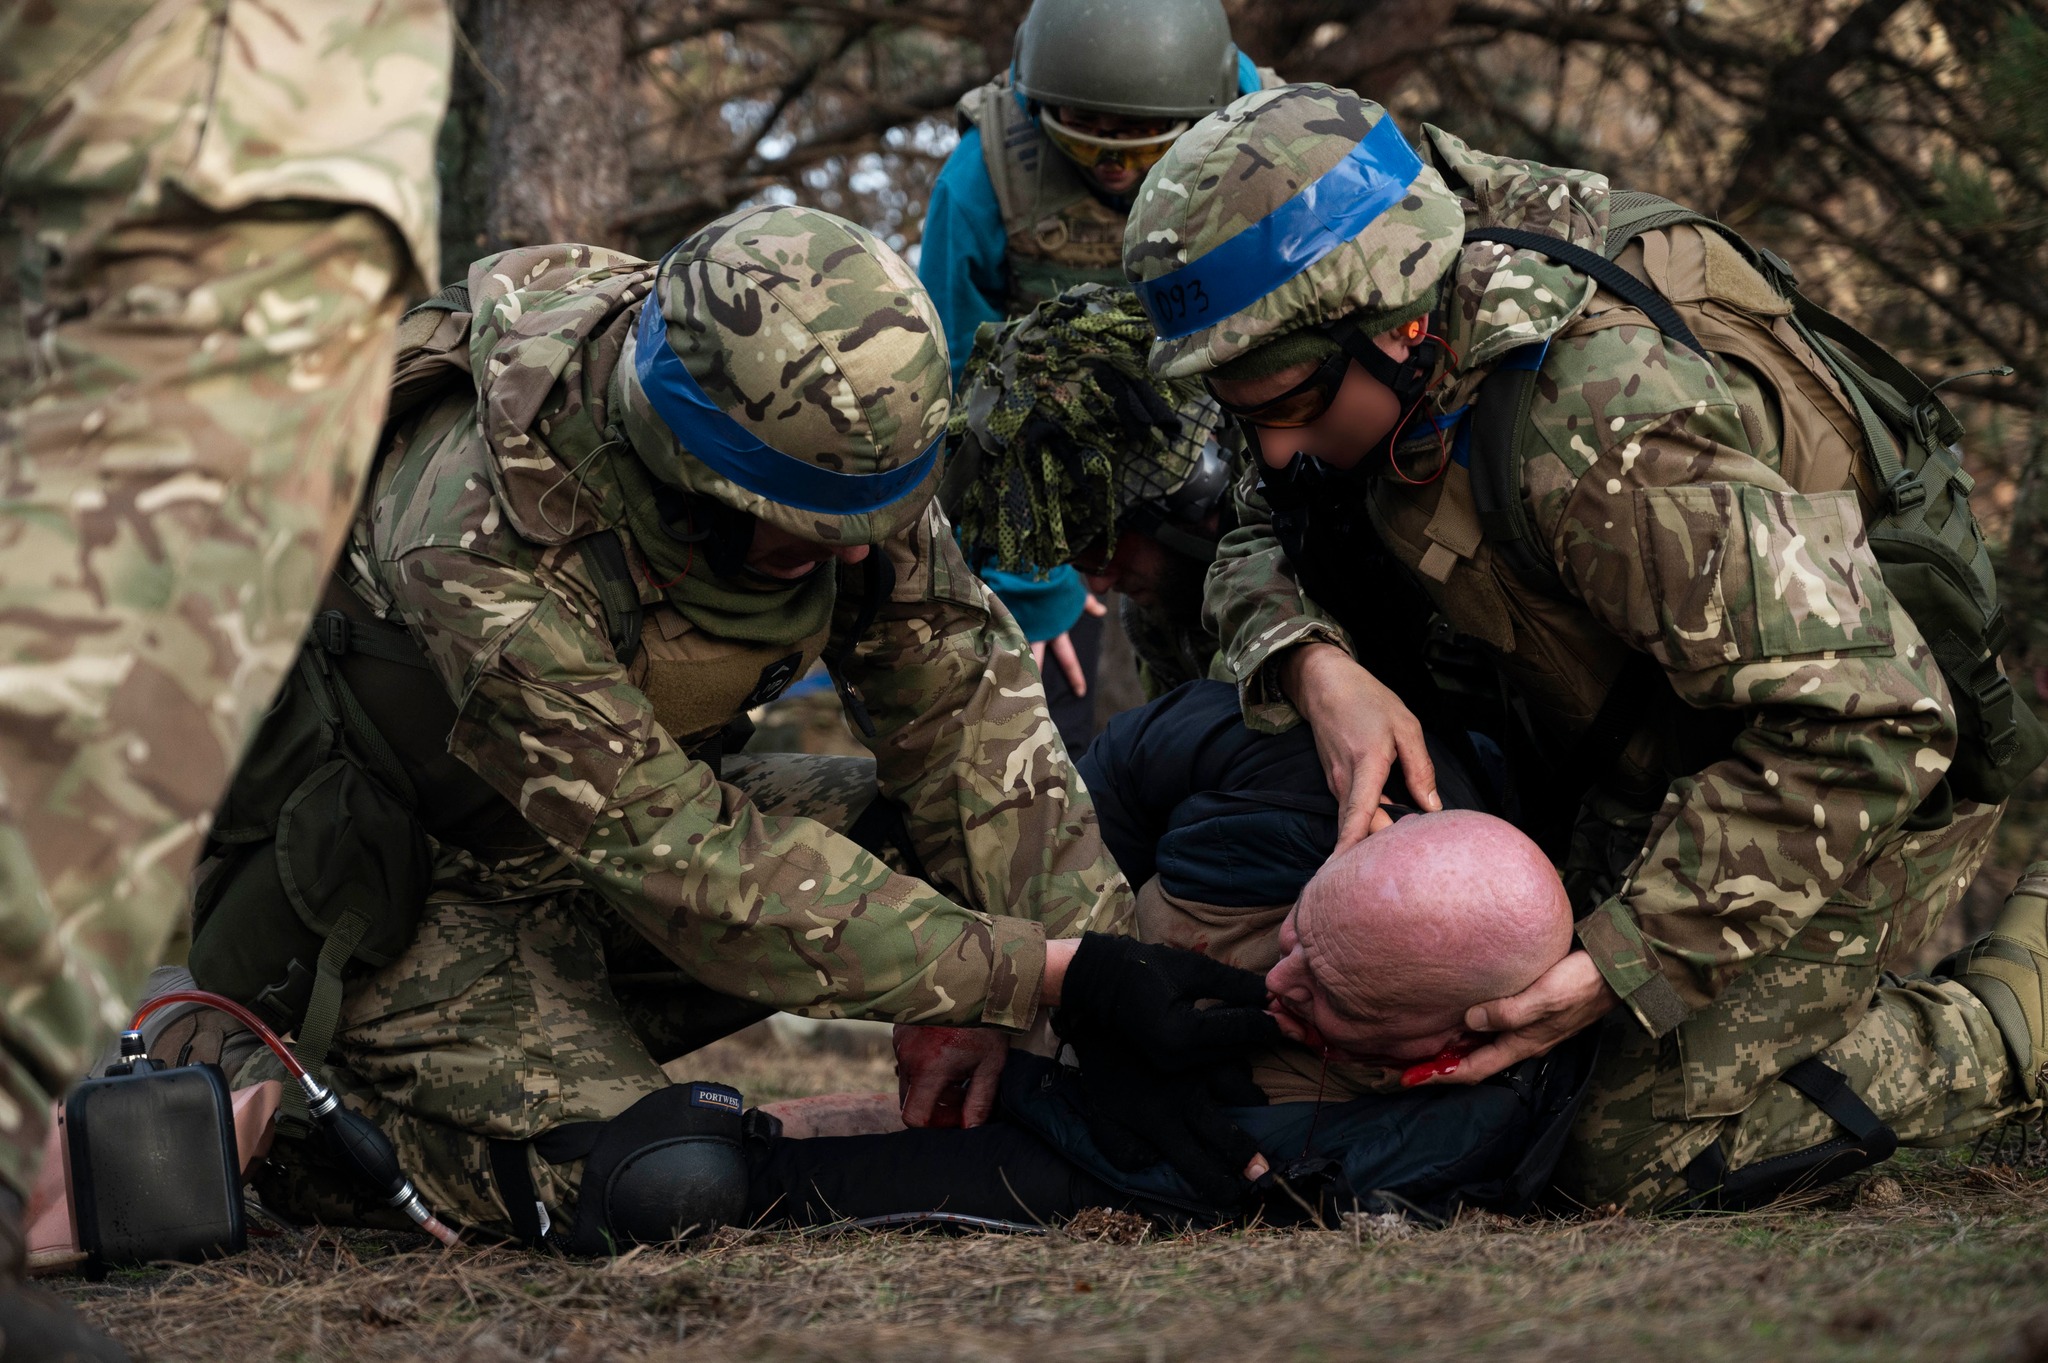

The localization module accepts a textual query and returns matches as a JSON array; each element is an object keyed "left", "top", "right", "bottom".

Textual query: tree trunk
[
  {"left": 434, "top": 0, "right": 492, "bottom": 283},
  {"left": 474, "top": 0, "right": 632, "bottom": 252}
]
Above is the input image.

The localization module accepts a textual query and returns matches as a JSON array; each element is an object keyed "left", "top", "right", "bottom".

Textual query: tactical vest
[
  {"left": 956, "top": 75, "right": 1129, "bottom": 313},
  {"left": 954, "top": 69, "right": 1287, "bottom": 316}
]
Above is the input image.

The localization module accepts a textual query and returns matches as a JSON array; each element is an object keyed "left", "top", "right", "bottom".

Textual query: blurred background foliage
[
  {"left": 436, "top": 0, "right": 2048, "bottom": 930},
  {"left": 438, "top": 0, "right": 2045, "bottom": 504}
]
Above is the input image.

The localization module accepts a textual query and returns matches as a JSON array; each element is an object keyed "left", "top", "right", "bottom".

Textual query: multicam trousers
[
  {"left": 249, "top": 753, "right": 889, "bottom": 1237},
  {"left": 1557, "top": 801, "right": 2032, "bottom": 1211},
  {"left": 0, "top": 1, "right": 449, "bottom": 1202}
]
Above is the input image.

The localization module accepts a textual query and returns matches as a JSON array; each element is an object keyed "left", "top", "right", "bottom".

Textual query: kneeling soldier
[
  {"left": 1122, "top": 84, "right": 2048, "bottom": 1211},
  {"left": 197, "top": 206, "right": 1275, "bottom": 1247}
]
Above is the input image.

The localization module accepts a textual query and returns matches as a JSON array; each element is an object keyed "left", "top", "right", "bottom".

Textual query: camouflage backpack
[
  {"left": 189, "top": 285, "right": 645, "bottom": 1118},
  {"left": 1464, "top": 192, "right": 2047, "bottom": 808}
]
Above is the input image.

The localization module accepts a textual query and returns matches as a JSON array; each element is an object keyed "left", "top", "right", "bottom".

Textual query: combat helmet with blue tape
[
  {"left": 616, "top": 204, "right": 953, "bottom": 546},
  {"left": 1121, "top": 85, "right": 1465, "bottom": 381}
]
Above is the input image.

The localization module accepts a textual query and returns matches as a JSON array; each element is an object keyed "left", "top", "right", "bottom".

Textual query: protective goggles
[
  {"left": 1206, "top": 317, "right": 1431, "bottom": 429},
  {"left": 1039, "top": 109, "right": 1190, "bottom": 178}
]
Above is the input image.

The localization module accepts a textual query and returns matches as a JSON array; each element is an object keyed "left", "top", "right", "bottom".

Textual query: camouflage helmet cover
[
  {"left": 617, "top": 204, "right": 952, "bottom": 545},
  {"left": 1122, "top": 84, "right": 1467, "bottom": 379}
]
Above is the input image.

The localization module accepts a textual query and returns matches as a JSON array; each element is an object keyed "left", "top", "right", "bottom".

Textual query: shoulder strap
[
  {"left": 312, "top": 609, "right": 433, "bottom": 672},
  {"left": 279, "top": 904, "right": 372, "bottom": 1135},
  {"left": 1462, "top": 226, "right": 1707, "bottom": 358},
  {"left": 821, "top": 551, "right": 897, "bottom": 739},
  {"left": 385, "top": 281, "right": 478, "bottom": 437},
  {"left": 961, "top": 78, "right": 1033, "bottom": 233},
  {"left": 1597, "top": 193, "right": 1958, "bottom": 491},
  {"left": 576, "top": 530, "right": 644, "bottom": 668},
  {"left": 1468, "top": 341, "right": 1564, "bottom": 596},
  {"left": 1604, "top": 189, "right": 1798, "bottom": 288},
  {"left": 420, "top": 281, "right": 470, "bottom": 313}
]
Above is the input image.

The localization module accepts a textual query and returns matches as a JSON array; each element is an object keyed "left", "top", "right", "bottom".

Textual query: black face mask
[
  {"left": 1255, "top": 438, "right": 1375, "bottom": 511},
  {"left": 1329, "top": 314, "right": 1453, "bottom": 480}
]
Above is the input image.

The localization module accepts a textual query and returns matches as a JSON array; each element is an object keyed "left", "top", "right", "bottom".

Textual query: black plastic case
[{"left": 64, "top": 1059, "right": 245, "bottom": 1278}]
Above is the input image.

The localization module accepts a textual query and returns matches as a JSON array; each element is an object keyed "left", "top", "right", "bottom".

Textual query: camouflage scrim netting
[{"left": 948, "top": 285, "right": 1224, "bottom": 575}]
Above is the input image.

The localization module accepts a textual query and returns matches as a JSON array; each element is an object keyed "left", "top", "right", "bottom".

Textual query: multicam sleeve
[
  {"left": 833, "top": 502, "right": 1133, "bottom": 941},
  {"left": 1527, "top": 333, "right": 1955, "bottom": 1035},
  {"left": 1206, "top": 468, "right": 1356, "bottom": 733},
  {"left": 386, "top": 537, "right": 1058, "bottom": 1032}
]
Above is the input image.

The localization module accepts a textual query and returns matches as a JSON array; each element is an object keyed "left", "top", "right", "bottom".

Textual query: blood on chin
[
  {"left": 1265, "top": 996, "right": 1327, "bottom": 1052},
  {"left": 1268, "top": 994, "right": 1474, "bottom": 1082},
  {"left": 1399, "top": 1046, "right": 1470, "bottom": 1088}
]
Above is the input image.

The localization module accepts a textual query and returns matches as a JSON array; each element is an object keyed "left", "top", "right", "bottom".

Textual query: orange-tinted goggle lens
[{"left": 1040, "top": 111, "right": 1188, "bottom": 177}]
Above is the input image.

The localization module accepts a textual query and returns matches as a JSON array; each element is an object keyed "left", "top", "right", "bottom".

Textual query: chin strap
[{"left": 1323, "top": 310, "right": 1459, "bottom": 484}]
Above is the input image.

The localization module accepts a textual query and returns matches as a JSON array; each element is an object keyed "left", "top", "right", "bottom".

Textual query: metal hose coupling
[{"left": 129, "top": 989, "right": 461, "bottom": 1247}]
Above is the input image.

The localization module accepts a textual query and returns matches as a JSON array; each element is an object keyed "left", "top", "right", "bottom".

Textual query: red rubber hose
[
  {"left": 126, "top": 988, "right": 461, "bottom": 1248},
  {"left": 130, "top": 989, "right": 308, "bottom": 1079}
]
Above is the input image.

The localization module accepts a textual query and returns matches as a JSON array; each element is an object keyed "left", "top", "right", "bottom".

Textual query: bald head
[{"left": 1264, "top": 811, "right": 1572, "bottom": 1063}]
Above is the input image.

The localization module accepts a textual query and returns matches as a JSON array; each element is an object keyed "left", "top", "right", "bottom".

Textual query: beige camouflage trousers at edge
[
  {"left": 0, "top": 1, "right": 450, "bottom": 1201},
  {"left": 247, "top": 753, "right": 888, "bottom": 1236},
  {"left": 1557, "top": 802, "right": 2033, "bottom": 1212}
]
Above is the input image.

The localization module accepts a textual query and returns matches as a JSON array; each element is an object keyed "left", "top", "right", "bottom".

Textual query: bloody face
[{"left": 1262, "top": 903, "right": 1474, "bottom": 1066}]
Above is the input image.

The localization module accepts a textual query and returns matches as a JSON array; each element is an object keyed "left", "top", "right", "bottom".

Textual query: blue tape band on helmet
[
  {"left": 1134, "top": 115, "right": 1423, "bottom": 341},
  {"left": 632, "top": 298, "right": 938, "bottom": 517}
]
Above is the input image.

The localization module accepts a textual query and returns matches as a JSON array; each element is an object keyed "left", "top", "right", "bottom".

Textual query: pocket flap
[{"left": 275, "top": 759, "right": 429, "bottom": 965}]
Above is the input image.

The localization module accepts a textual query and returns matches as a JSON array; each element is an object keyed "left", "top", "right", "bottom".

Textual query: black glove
[
  {"left": 1054, "top": 933, "right": 1283, "bottom": 1071},
  {"left": 1067, "top": 1038, "right": 1269, "bottom": 1208}
]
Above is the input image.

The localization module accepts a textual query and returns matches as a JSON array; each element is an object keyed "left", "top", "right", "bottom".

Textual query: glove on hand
[
  {"left": 1054, "top": 933, "right": 1282, "bottom": 1070},
  {"left": 1067, "top": 1039, "right": 1268, "bottom": 1208}
]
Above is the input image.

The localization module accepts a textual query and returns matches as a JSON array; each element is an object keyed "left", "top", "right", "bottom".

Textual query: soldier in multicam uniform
[
  {"left": 0, "top": 4, "right": 450, "bottom": 1356},
  {"left": 917, "top": 0, "right": 1274, "bottom": 753},
  {"left": 230, "top": 205, "right": 1279, "bottom": 1248},
  {"left": 1120, "top": 83, "right": 2048, "bottom": 1212},
  {"left": 945, "top": 284, "right": 1239, "bottom": 699}
]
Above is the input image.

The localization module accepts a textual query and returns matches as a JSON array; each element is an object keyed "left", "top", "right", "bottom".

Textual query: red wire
[
  {"left": 129, "top": 990, "right": 307, "bottom": 1081},
  {"left": 1384, "top": 329, "right": 1463, "bottom": 488},
  {"left": 644, "top": 538, "right": 694, "bottom": 590},
  {"left": 128, "top": 989, "right": 465, "bottom": 1248}
]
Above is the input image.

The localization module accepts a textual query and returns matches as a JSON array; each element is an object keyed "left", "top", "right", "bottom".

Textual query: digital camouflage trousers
[
  {"left": 1557, "top": 801, "right": 2031, "bottom": 1211},
  {"left": 246, "top": 752, "right": 889, "bottom": 1237}
]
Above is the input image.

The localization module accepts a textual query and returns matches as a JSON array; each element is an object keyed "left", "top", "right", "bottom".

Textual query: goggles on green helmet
[
  {"left": 632, "top": 283, "right": 941, "bottom": 517},
  {"left": 1040, "top": 108, "right": 1190, "bottom": 178},
  {"left": 1133, "top": 113, "right": 1424, "bottom": 341}
]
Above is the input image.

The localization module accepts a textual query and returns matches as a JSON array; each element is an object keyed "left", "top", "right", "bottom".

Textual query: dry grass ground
[{"left": 54, "top": 1024, "right": 2048, "bottom": 1363}]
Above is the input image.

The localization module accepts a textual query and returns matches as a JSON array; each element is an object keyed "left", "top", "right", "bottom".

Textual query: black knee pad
[{"left": 559, "top": 1082, "right": 746, "bottom": 1255}]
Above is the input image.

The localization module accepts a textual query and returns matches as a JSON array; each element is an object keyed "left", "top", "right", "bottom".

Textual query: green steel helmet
[
  {"left": 1122, "top": 85, "right": 1467, "bottom": 379},
  {"left": 1013, "top": 0, "right": 1241, "bottom": 119},
  {"left": 947, "top": 284, "right": 1231, "bottom": 575},
  {"left": 616, "top": 204, "right": 951, "bottom": 546}
]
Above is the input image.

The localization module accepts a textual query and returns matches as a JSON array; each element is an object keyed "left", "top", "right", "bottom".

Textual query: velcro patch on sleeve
[{"left": 1637, "top": 483, "right": 1893, "bottom": 669}]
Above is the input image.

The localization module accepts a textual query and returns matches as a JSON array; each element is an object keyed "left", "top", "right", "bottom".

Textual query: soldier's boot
[
  {"left": 1938, "top": 862, "right": 2048, "bottom": 1101},
  {"left": 0, "top": 1189, "right": 129, "bottom": 1363}
]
